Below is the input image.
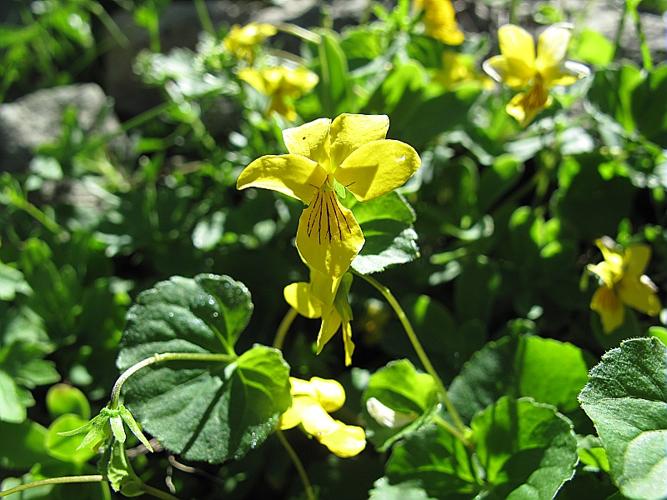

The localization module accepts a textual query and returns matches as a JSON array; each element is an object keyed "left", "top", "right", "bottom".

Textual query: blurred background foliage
[{"left": 0, "top": 0, "right": 666, "bottom": 498}]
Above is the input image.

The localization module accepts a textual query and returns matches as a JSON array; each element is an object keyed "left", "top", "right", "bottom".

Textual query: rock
[
  {"left": 0, "top": 83, "right": 129, "bottom": 172},
  {"left": 103, "top": 0, "right": 369, "bottom": 118}
]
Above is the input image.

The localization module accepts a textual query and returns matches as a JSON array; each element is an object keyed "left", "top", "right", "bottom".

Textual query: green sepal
[
  {"left": 104, "top": 440, "right": 144, "bottom": 496},
  {"left": 119, "top": 405, "right": 153, "bottom": 452},
  {"left": 57, "top": 411, "right": 112, "bottom": 452},
  {"left": 334, "top": 272, "right": 354, "bottom": 322},
  {"left": 110, "top": 414, "right": 126, "bottom": 444}
]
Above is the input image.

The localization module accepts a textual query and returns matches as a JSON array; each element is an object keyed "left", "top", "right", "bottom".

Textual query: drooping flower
[
  {"left": 284, "top": 269, "right": 355, "bottom": 365},
  {"left": 414, "top": 0, "right": 464, "bottom": 46},
  {"left": 239, "top": 66, "right": 319, "bottom": 121},
  {"left": 237, "top": 114, "right": 421, "bottom": 281},
  {"left": 588, "top": 237, "right": 662, "bottom": 333},
  {"left": 223, "top": 23, "right": 277, "bottom": 62},
  {"left": 483, "top": 24, "right": 589, "bottom": 126},
  {"left": 280, "top": 376, "right": 366, "bottom": 458}
]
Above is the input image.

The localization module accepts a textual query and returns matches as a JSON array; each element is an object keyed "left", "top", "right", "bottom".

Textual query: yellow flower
[
  {"left": 436, "top": 51, "right": 495, "bottom": 90},
  {"left": 284, "top": 270, "right": 355, "bottom": 366},
  {"left": 483, "top": 24, "right": 589, "bottom": 126},
  {"left": 414, "top": 0, "right": 464, "bottom": 46},
  {"left": 223, "top": 23, "right": 277, "bottom": 62},
  {"left": 280, "top": 376, "right": 366, "bottom": 458},
  {"left": 588, "top": 237, "right": 662, "bottom": 333},
  {"left": 239, "top": 66, "right": 319, "bottom": 121},
  {"left": 237, "top": 114, "right": 421, "bottom": 280}
]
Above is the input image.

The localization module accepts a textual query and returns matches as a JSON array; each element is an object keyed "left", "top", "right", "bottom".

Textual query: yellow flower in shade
[
  {"left": 280, "top": 376, "right": 366, "bottom": 458},
  {"left": 239, "top": 66, "right": 319, "bottom": 121},
  {"left": 284, "top": 270, "right": 355, "bottom": 365},
  {"left": 588, "top": 237, "right": 662, "bottom": 333},
  {"left": 223, "top": 23, "right": 277, "bottom": 62},
  {"left": 482, "top": 24, "right": 589, "bottom": 126},
  {"left": 237, "top": 114, "right": 421, "bottom": 280},
  {"left": 436, "top": 51, "right": 495, "bottom": 90},
  {"left": 414, "top": 0, "right": 464, "bottom": 46}
]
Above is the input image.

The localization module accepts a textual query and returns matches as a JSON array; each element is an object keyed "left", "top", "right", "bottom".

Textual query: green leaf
[
  {"left": 316, "top": 30, "right": 351, "bottom": 116},
  {"left": 0, "top": 420, "right": 52, "bottom": 469},
  {"left": 0, "top": 262, "right": 31, "bottom": 301},
  {"left": 587, "top": 64, "right": 643, "bottom": 131},
  {"left": 117, "top": 274, "right": 252, "bottom": 360},
  {"left": 349, "top": 192, "right": 420, "bottom": 274},
  {"left": 449, "top": 336, "right": 590, "bottom": 422},
  {"left": 569, "top": 29, "right": 614, "bottom": 66},
  {"left": 577, "top": 435, "right": 610, "bottom": 472},
  {"left": 579, "top": 337, "right": 667, "bottom": 499},
  {"left": 362, "top": 359, "right": 438, "bottom": 451},
  {"left": 554, "top": 155, "right": 635, "bottom": 240},
  {"left": 471, "top": 396, "right": 578, "bottom": 499},
  {"left": 117, "top": 274, "right": 289, "bottom": 463},
  {"left": 0, "top": 370, "right": 26, "bottom": 423},
  {"left": 46, "top": 384, "right": 91, "bottom": 419},
  {"left": 369, "top": 477, "right": 433, "bottom": 499},
  {"left": 385, "top": 423, "right": 475, "bottom": 498},
  {"left": 631, "top": 63, "right": 667, "bottom": 147},
  {"left": 45, "top": 414, "right": 96, "bottom": 463},
  {"left": 120, "top": 345, "right": 290, "bottom": 463}
]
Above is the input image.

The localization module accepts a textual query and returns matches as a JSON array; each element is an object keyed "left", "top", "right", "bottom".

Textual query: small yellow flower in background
[
  {"left": 414, "top": 0, "right": 464, "bottom": 46},
  {"left": 588, "top": 237, "right": 662, "bottom": 333},
  {"left": 223, "top": 23, "right": 277, "bottom": 62},
  {"left": 436, "top": 51, "right": 495, "bottom": 90},
  {"left": 284, "top": 270, "right": 355, "bottom": 365},
  {"left": 280, "top": 376, "right": 366, "bottom": 458},
  {"left": 483, "top": 24, "right": 589, "bottom": 126},
  {"left": 237, "top": 114, "right": 421, "bottom": 281},
  {"left": 239, "top": 66, "right": 319, "bottom": 121}
]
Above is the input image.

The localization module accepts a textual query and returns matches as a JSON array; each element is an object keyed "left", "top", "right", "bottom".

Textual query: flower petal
[
  {"left": 238, "top": 68, "right": 266, "bottom": 93},
  {"left": 341, "top": 320, "right": 355, "bottom": 367},
  {"left": 279, "top": 395, "right": 312, "bottom": 430},
  {"left": 335, "top": 140, "right": 421, "bottom": 201},
  {"left": 536, "top": 25, "right": 571, "bottom": 78},
  {"left": 309, "top": 269, "right": 341, "bottom": 307},
  {"left": 624, "top": 244, "right": 651, "bottom": 278},
  {"left": 283, "top": 118, "right": 332, "bottom": 167},
  {"left": 300, "top": 398, "right": 340, "bottom": 437},
  {"left": 618, "top": 275, "right": 662, "bottom": 316},
  {"left": 591, "top": 286, "right": 625, "bottom": 334},
  {"left": 296, "top": 189, "right": 364, "bottom": 276},
  {"left": 329, "top": 114, "right": 389, "bottom": 167},
  {"left": 497, "top": 24, "right": 536, "bottom": 86},
  {"left": 506, "top": 86, "right": 552, "bottom": 126},
  {"left": 237, "top": 154, "right": 326, "bottom": 203},
  {"left": 318, "top": 421, "right": 366, "bottom": 458},
  {"left": 310, "top": 377, "right": 346, "bottom": 412},
  {"left": 284, "top": 282, "right": 322, "bottom": 318},
  {"left": 315, "top": 305, "right": 342, "bottom": 354}
]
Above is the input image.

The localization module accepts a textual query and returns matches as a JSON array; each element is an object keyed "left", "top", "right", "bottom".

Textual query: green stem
[
  {"left": 110, "top": 352, "right": 236, "bottom": 408},
  {"left": 0, "top": 475, "right": 103, "bottom": 498},
  {"left": 194, "top": 0, "right": 215, "bottom": 36},
  {"left": 612, "top": 1, "right": 629, "bottom": 61},
  {"left": 141, "top": 483, "right": 180, "bottom": 500},
  {"left": 276, "top": 430, "right": 316, "bottom": 500},
  {"left": 274, "top": 308, "right": 298, "bottom": 350},
  {"left": 353, "top": 271, "right": 470, "bottom": 442},
  {"left": 433, "top": 414, "right": 470, "bottom": 446},
  {"left": 274, "top": 22, "right": 321, "bottom": 44},
  {"left": 629, "top": 2, "right": 653, "bottom": 70}
]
